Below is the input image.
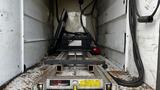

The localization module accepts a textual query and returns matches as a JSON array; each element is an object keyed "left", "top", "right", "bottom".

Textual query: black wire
[
  {"left": 108, "top": 0, "right": 144, "bottom": 87},
  {"left": 82, "top": 0, "right": 97, "bottom": 16},
  {"left": 80, "top": 6, "right": 89, "bottom": 33},
  {"left": 48, "top": 0, "right": 56, "bottom": 54},
  {"left": 80, "top": 8, "right": 97, "bottom": 45},
  {"left": 55, "top": 0, "right": 60, "bottom": 23},
  {"left": 151, "top": 0, "right": 160, "bottom": 17},
  {"left": 48, "top": 0, "right": 54, "bottom": 39},
  {"left": 91, "top": 0, "right": 97, "bottom": 15},
  {"left": 135, "top": 0, "right": 160, "bottom": 17},
  {"left": 79, "top": 0, "right": 97, "bottom": 45}
]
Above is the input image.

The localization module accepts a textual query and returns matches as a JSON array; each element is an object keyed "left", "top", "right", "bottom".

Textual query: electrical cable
[
  {"left": 90, "top": 0, "right": 97, "bottom": 15},
  {"left": 80, "top": 0, "right": 97, "bottom": 16},
  {"left": 79, "top": 0, "right": 98, "bottom": 45},
  {"left": 55, "top": 0, "right": 60, "bottom": 23},
  {"left": 48, "top": 0, "right": 56, "bottom": 54},
  {"left": 108, "top": 0, "right": 144, "bottom": 87},
  {"left": 80, "top": 11, "right": 97, "bottom": 45},
  {"left": 135, "top": 0, "right": 160, "bottom": 17},
  {"left": 134, "top": 0, "right": 160, "bottom": 22},
  {"left": 48, "top": 0, "right": 54, "bottom": 40},
  {"left": 151, "top": 0, "right": 160, "bottom": 17}
]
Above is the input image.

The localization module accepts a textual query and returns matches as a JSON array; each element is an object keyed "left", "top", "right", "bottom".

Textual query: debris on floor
[
  {"left": 3, "top": 65, "right": 53, "bottom": 90},
  {"left": 2, "top": 56, "right": 154, "bottom": 90},
  {"left": 99, "top": 56, "right": 154, "bottom": 90}
]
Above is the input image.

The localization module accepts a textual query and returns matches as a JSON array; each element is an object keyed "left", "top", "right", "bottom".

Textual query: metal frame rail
[{"left": 44, "top": 52, "right": 105, "bottom": 65}]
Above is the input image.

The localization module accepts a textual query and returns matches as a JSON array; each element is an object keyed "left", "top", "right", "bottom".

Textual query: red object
[{"left": 91, "top": 47, "right": 101, "bottom": 55}]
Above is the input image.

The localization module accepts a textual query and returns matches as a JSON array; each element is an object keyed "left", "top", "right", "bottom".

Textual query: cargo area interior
[{"left": 0, "top": 0, "right": 160, "bottom": 90}]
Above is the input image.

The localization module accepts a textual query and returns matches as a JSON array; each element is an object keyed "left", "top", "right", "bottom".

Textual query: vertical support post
[
  {"left": 156, "top": 23, "right": 160, "bottom": 90},
  {"left": 20, "top": 0, "right": 24, "bottom": 72}
]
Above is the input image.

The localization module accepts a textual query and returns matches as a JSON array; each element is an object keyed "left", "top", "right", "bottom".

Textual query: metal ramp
[{"left": 33, "top": 52, "right": 111, "bottom": 90}]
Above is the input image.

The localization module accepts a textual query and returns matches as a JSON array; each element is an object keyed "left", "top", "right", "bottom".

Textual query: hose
[{"left": 108, "top": 0, "right": 144, "bottom": 87}]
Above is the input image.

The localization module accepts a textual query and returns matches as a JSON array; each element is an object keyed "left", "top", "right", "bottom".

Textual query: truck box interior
[{"left": 0, "top": 0, "right": 160, "bottom": 90}]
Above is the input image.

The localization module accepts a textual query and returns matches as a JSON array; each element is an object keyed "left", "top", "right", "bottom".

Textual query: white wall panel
[
  {"left": 98, "top": 0, "right": 126, "bottom": 25},
  {"left": 24, "top": 16, "right": 49, "bottom": 41},
  {"left": 98, "top": 16, "right": 126, "bottom": 53},
  {"left": 24, "top": 0, "right": 48, "bottom": 23},
  {"left": 105, "top": 33, "right": 125, "bottom": 53},
  {"left": 97, "top": 0, "right": 127, "bottom": 68},
  {"left": 24, "top": 42, "right": 48, "bottom": 68},
  {"left": 0, "top": 0, "right": 22, "bottom": 86},
  {"left": 24, "top": 0, "right": 49, "bottom": 68}
]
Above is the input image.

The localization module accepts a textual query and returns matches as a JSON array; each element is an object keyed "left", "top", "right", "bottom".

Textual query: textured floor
[{"left": 3, "top": 65, "right": 52, "bottom": 90}]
